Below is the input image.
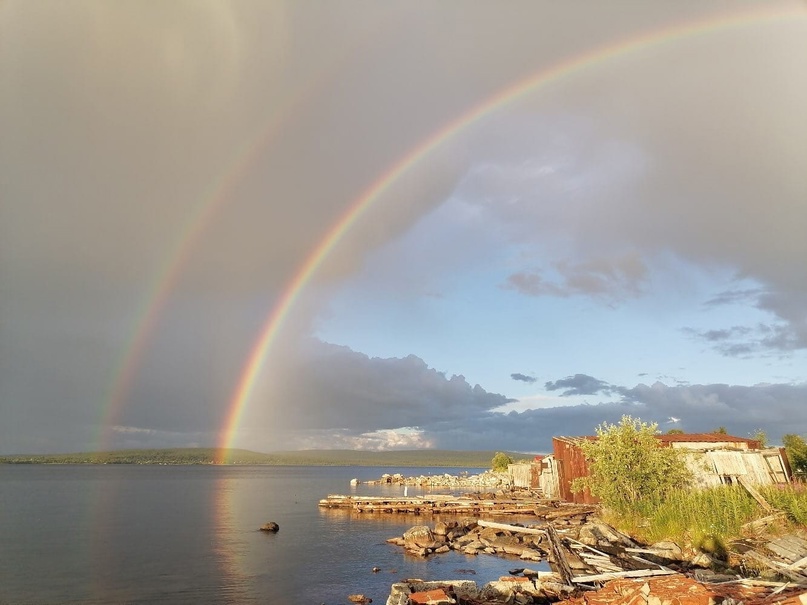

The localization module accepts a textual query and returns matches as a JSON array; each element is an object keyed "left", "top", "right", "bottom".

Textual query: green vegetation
[
  {"left": 573, "top": 416, "right": 807, "bottom": 551},
  {"left": 0, "top": 448, "right": 531, "bottom": 467},
  {"left": 783, "top": 434, "right": 807, "bottom": 478},
  {"left": 572, "top": 415, "right": 692, "bottom": 511},
  {"left": 491, "top": 451, "right": 514, "bottom": 472},
  {"left": 751, "top": 429, "right": 768, "bottom": 448},
  {"left": 609, "top": 484, "right": 807, "bottom": 549}
]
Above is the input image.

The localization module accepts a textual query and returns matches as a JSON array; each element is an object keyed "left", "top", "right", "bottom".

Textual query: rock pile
[
  {"left": 386, "top": 519, "right": 545, "bottom": 562},
  {"left": 385, "top": 575, "right": 573, "bottom": 605},
  {"left": 361, "top": 471, "right": 509, "bottom": 489}
]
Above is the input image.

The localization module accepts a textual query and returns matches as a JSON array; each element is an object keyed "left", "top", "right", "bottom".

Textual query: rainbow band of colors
[{"left": 216, "top": 5, "right": 805, "bottom": 462}]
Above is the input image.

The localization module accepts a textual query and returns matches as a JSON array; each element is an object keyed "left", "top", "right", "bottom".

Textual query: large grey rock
[{"left": 403, "top": 525, "right": 436, "bottom": 549}]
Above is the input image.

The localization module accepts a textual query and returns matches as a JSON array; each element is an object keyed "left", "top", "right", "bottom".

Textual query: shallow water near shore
[{"left": 0, "top": 464, "right": 544, "bottom": 604}]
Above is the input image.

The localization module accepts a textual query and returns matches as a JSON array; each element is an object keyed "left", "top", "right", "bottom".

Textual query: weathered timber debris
[
  {"left": 546, "top": 524, "right": 575, "bottom": 585},
  {"left": 383, "top": 519, "right": 807, "bottom": 603},
  {"left": 319, "top": 493, "right": 596, "bottom": 520}
]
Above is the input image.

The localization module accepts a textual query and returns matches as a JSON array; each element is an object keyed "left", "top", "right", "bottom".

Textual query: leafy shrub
[{"left": 572, "top": 415, "right": 692, "bottom": 512}]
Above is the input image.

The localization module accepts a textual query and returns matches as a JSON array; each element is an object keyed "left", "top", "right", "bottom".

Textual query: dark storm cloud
[
  {"left": 544, "top": 374, "right": 616, "bottom": 397},
  {"left": 511, "top": 373, "right": 537, "bottom": 383},
  {"left": 249, "top": 339, "right": 514, "bottom": 436},
  {"left": 416, "top": 381, "right": 807, "bottom": 452}
]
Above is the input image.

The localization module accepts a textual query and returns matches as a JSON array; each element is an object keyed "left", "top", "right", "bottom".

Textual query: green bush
[
  {"left": 572, "top": 415, "right": 692, "bottom": 512},
  {"left": 491, "top": 451, "right": 513, "bottom": 472}
]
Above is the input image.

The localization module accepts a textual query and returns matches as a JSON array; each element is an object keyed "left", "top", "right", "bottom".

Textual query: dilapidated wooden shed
[{"left": 541, "top": 433, "right": 792, "bottom": 504}]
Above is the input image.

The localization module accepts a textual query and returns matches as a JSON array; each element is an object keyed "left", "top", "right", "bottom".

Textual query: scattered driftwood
[
  {"left": 744, "top": 550, "right": 807, "bottom": 584},
  {"left": 742, "top": 511, "right": 787, "bottom": 534},
  {"left": 546, "top": 524, "right": 575, "bottom": 585},
  {"left": 571, "top": 568, "right": 677, "bottom": 583},
  {"left": 767, "top": 534, "right": 807, "bottom": 562},
  {"left": 477, "top": 520, "right": 546, "bottom": 535}
]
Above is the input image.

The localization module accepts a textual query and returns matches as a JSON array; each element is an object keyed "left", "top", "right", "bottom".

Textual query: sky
[{"left": 2, "top": 1, "right": 806, "bottom": 455}]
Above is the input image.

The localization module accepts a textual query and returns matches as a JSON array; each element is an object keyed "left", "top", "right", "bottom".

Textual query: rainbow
[
  {"left": 215, "top": 6, "right": 805, "bottom": 461},
  {"left": 94, "top": 33, "right": 373, "bottom": 451}
]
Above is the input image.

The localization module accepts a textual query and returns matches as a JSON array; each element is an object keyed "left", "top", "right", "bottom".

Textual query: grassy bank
[{"left": 604, "top": 483, "right": 807, "bottom": 552}]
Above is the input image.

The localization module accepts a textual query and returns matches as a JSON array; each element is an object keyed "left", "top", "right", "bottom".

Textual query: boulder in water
[{"left": 259, "top": 522, "right": 279, "bottom": 532}]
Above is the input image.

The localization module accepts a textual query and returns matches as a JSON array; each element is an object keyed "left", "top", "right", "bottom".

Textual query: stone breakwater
[{"left": 354, "top": 471, "right": 509, "bottom": 489}]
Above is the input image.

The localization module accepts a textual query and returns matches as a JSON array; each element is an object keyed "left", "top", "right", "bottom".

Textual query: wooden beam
[
  {"left": 477, "top": 520, "right": 546, "bottom": 535},
  {"left": 571, "top": 569, "right": 677, "bottom": 583},
  {"left": 738, "top": 476, "right": 775, "bottom": 513},
  {"left": 546, "top": 525, "right": 575, "bottom": 585}
]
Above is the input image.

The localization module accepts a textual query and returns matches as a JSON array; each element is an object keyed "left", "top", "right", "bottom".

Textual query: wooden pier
[{"left": 318, "top": 494, "right": 588, "bottom": 516}]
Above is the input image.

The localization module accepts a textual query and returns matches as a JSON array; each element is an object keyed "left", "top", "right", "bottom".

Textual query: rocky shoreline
[{"left": 339, "top": 473, "right": 807, "bottom": 604}]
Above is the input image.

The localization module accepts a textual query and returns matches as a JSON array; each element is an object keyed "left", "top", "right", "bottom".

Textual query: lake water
[{"left": 0, "top": 465, "right": 541, "bottom": 604}]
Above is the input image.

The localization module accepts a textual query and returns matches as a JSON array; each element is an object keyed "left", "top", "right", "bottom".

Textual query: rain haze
[{"left": 2, "top": 1, "right": 806, "bottom": 455}]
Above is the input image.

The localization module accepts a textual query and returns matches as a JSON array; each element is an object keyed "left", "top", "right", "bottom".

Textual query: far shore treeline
[{"left": 0, "top": 448, "right": 533, "bottom": 467}]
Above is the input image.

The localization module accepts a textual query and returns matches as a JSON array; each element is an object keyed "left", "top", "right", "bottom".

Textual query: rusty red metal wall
[{"left": 552, "top": 437, "right": 598, "bottom": 504}]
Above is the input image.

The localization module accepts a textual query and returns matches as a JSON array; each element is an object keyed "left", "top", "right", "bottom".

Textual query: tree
[
  {"left": 783, "top": 434, "right": 807, "bottom": 477},
  {"left": 713, "top": 426, "right": 728, "bottom": 435},
  {"left": 666, "top": 428, "right": 684, "bottom": 434},
  {"left": 751, "top": 429, "right": 768, "bottom": 448},
  {"left": 491, "top": 452, "right": 513, "bottom": 472},
  {"left": 572, "top": 415, "right": 692, "bottom": 510}
]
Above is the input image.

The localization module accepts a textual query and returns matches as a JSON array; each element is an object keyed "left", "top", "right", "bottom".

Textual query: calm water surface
[{"left": 0, "top": 465, "right": 540, "bottom": 604}]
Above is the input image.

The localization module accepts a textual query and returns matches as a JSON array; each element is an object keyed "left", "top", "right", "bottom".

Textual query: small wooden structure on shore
[{"left": 319, "top": 494, "right": 593, "bottom": 517}]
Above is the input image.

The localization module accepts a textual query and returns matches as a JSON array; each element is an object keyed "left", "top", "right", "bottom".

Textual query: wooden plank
[
  {"left": 546, "top": 525, "right": 575, "bottom": 585},
  {"left": 778, "top": 535, "right": 807, "bottom": 555},
  {"left": 745, "top": 551, "right": 807, "bottom": 584},
  {"left": 572, "top": 569, "right": 677, "bottom": 583},
  {"left": 477, "top": 520, "right": 546, "bottom": 535},
  {"left": 738, "top": 476, "right": 775, "bottom": 512}
]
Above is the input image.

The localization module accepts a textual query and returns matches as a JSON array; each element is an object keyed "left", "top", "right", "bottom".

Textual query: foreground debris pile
[
  {"left": 385, "top": 575, "right": 807, "bottom": 605},
  {"left": 382, "top": 517, "right": 807, "bottom": 604}
]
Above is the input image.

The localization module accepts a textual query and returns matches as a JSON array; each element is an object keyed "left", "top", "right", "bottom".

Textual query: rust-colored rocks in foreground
[
  {"left": 385, "top": 575, "right": 573, "bottom": 605},
  {"left": 565, "top": 575, "right": 807, "bottom": 605}
]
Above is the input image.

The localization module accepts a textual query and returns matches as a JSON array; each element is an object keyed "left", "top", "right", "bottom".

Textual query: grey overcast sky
[{"left": 2, "top": 1, "right": 806, "bottom": 455}]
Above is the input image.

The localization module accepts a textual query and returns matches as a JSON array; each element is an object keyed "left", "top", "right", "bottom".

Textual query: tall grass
[
  {"left": 761, "top": 483, "right": 807, "bottom": 525},
  {"left": 604, "top": 484, "right": 807, "bottom": 549}
]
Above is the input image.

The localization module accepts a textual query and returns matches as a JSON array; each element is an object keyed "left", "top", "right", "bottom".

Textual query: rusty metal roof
[
  {"left": 657, "top": 433, "right": 758, "bottom": 444},
  {"left": 555, "top": 433, "right": 758, "bottom": 445}
]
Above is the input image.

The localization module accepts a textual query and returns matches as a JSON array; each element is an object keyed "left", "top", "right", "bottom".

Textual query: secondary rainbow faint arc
[
  {"left": 217, "top": 5, "right": 806, "bottom": 460},
  {"left": 93, "top": 22, "right": 383, "bottom": 452}
]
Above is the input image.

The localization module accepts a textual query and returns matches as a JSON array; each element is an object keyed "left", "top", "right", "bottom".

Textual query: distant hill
[{"left": 0, "top": 448, "right": 536, "bottom": 467}]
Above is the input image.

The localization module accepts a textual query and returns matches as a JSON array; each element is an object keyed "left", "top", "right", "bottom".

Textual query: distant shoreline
[{"left": 0, "top": 447, "right": 535, "bottom": 467}]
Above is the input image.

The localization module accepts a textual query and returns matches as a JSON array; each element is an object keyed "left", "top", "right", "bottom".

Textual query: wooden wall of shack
[
  {"left": 546, "top": 435, "right": 792, "bottom": 504},
  {"left": 552, "top": 437, "right": 598, "bottom": 504},
  {"left": 507, "top": 457, "right": 545, "bottom": 489}
]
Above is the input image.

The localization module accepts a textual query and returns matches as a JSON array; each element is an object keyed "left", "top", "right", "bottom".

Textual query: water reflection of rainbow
[{"left": 214, "top": 5, "right": 805, "bottom": 462}]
